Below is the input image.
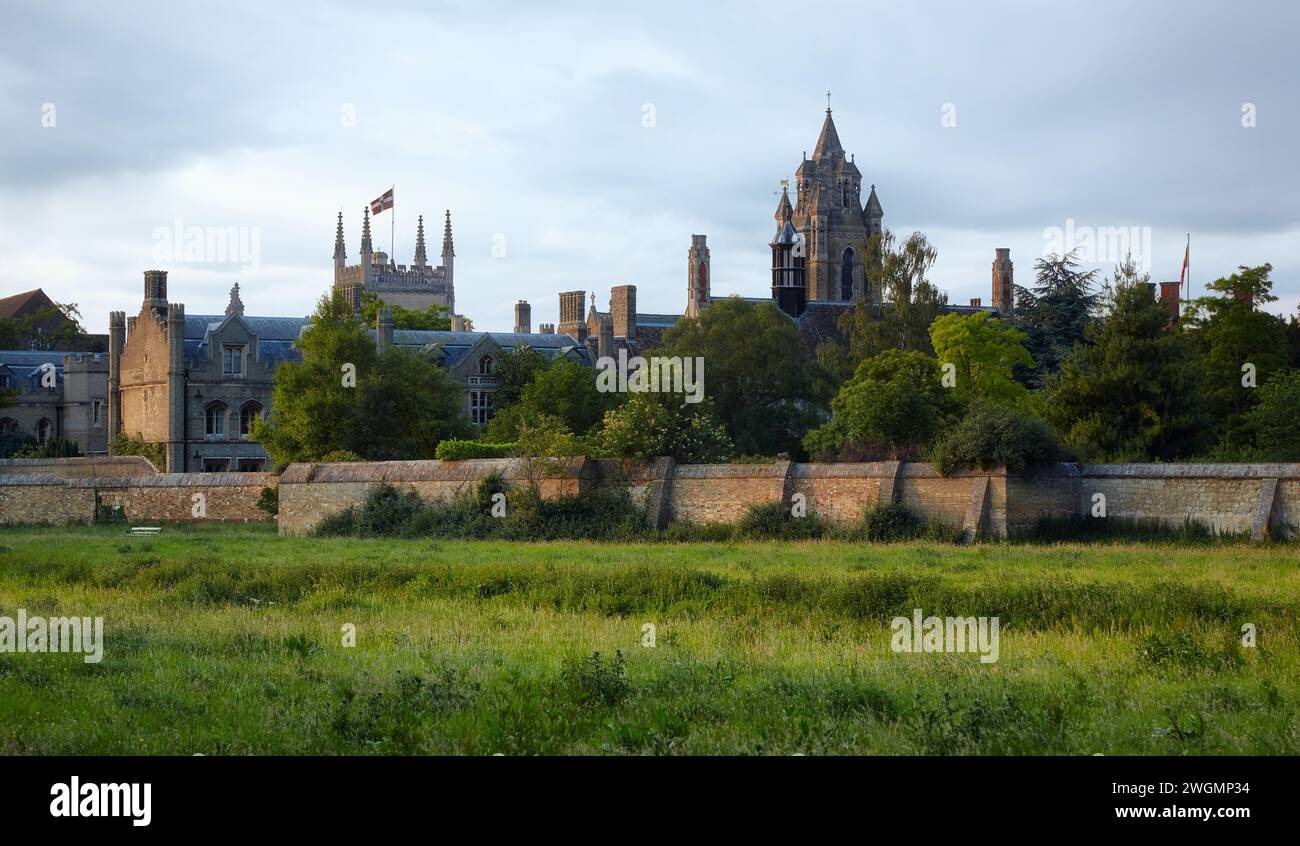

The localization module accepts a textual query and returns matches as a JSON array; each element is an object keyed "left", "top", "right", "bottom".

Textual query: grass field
[{"left": 1, "top": 524, "right": 1297, "bottom": 755}]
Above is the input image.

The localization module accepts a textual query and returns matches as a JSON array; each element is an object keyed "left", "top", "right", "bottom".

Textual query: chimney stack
[
  {"left": 514, "top": 300, "right": 531, "bottom": 334},
  {"left": 376, "top": 309, "right": 394, "bottom": 353},
  {"left": 992, "top": 249, "right": 1013, "bottom": 317},
  {"left": 1158, "top": 281, "right": 1181, "bottom": 326},
  {"left": 611, "top": 284, "right": 637, "bottom": 340}
]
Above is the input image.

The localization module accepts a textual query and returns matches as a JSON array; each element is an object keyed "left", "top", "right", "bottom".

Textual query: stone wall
[
  {"left": 278, "top": 459, "right": 1300, "bottom": 540},
  {"left": 0, "top": 469, "right": 274, "bottom": 525},
  {"left": 4, "top": 456, "right": 1298, "bottom": 542},
  {"left": 0, "top": 456, "right": 158, "bottom": 479},
  {"left": 277, "top": 458, "right": 590, "bottom": 535}
]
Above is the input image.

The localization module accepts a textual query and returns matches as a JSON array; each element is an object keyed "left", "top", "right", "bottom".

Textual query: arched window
[
  {"left": 239, "top": 401, "right": 262, "bottom": 438},
  {"left": 478, "top": 355, "right": 495, "bottom": 375},
  {"left": 36, "top": 418, "right": 53, "bottom": 444},
  {"left": 205, "top": 403, "right": 228, "bottom": 438},
  {"left": 840, "top": 248, "right": 856, "bottom": 300}
]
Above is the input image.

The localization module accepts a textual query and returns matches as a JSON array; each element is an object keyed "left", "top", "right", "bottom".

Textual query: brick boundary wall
[
  {"left": 0, "top": 470, "right": 276, "bottom": 525},
  {"left": 276, "top": 460, "right": 1300, "bottom": 540},
  {"left": 3, "top": 457, "right": 1297, "bottom": 541},
  {"left": 0, "top": 456, "right": 159, "bottom": 479}
]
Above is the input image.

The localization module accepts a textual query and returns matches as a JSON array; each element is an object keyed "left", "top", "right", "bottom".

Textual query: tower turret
[
  {"left": 413, "top": 215, "right": 428, "bottom": 269},
  {"left": 441, "top": 209, "right": 455, "bottom": 314},
  {"left": 686, "top": 234, "right": 711, "bottom": 318},
  {"left": 333, "top": 212, "right": 346, "bottom": 281}
]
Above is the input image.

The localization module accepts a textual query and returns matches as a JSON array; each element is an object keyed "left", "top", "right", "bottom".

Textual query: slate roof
[
  {"left": 180, "top": 313, "right": 309, "bottom": 369},
  {"left": 387, "top": 330, "right": 594, "bottom": 367}
]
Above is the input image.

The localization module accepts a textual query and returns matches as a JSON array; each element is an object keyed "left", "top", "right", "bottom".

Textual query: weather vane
[{"left": 826, "top": 90, "right": 832, "bottom": 111}]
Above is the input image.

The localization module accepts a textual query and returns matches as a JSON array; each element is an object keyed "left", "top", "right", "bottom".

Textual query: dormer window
[
  {"left": 222, "top": 345, "right": 244, "bottom": 376},
  {"left": 478, "top": 355, "right": 495, "bottom": 375}
]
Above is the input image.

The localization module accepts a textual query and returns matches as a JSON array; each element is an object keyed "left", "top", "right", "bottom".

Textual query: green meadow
[{"left": 0, "top": 524, "right": 1297, "bottom": 755}]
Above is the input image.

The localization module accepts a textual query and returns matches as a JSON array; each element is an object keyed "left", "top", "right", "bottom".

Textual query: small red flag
[{"left": 370, "top": 188, "right": 394, "bottom": 216}]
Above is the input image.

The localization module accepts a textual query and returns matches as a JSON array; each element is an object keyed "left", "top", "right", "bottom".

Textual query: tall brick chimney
[
  {"left": 557, "top": 291, "right": 587, "bottom": 342},
  {"left": 992, "top": 249, "right": 1013, "bottom": 317},
  {"left": 514, "top": 300, "right": 531, "bottom": 334},
  {"left": 376, "top": 309, "right": 394, "bottom": 354},
  {"left": 611, "top": 284, "right": 636, "bottom": 340},
  {"left": 1158, "top": 281, "right": 1181, "bottom": 325}
]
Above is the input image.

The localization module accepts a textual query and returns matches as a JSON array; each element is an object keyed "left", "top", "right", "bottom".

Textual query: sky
[{"left": 2, "top": 0, "right": 1298, "bottom": 335}]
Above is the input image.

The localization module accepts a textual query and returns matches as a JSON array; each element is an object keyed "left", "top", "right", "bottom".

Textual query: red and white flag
[
  {"left": 1179, "top": 236, "right": 1190, "bottom": 293},
  {"left": 370, "top": 188, "right": 394, "bottom": 216}
]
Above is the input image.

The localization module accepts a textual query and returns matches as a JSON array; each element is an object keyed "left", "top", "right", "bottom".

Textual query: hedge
[{"left": 434, "top": 439, "right": 518, "bottom": 460}]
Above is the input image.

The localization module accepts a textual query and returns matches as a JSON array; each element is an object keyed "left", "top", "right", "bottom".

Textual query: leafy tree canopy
[
  {"left": 661, "top": 297, "right": 819, "bottom": 457},
  {"left": 929, "top": 311, "right": 1035, "bottom": 411}
]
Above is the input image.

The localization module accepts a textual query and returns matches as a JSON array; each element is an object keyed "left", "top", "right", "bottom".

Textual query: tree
[
  {"left": 486, "top": 357, "right": 618, "bottom": 441},
  {"left": 820, "top": 230, "right": 948, "bottom": 383},
  {"left": 1013, "top": 249, "right": 1101, "bottom": 387},
  {"left": 253, "top": 291, "right": 471, "bottom": 468},
  {"left": 931, "top": 403, "right": 1062, "bottom": 475},
  {"left": 492, "top": 344, "right": 551, "bottom": 409},
  {"left": 660, "top": 297, "right": 819, "bottom": 456},
  {"left": 1044, "top": 265, "right": 1210, "bottom": 462},
  {"left": 1241, "top": 369, "right": 1300, "bottom": 460},
  {"left": 356, "top": 346, "right": 473, "bottom": 459},
  {"left": 599, "top": 363, "right": 733, "bottom": 463},
  {"left": 928, "top": 311, "right": 1034, "bottom": 410},
  {"left": 359, "top": 290, "right": 451, "bottom": 330},
  {"left": 1182, "top": 263, "right": 1289, "bottom": 450},
  {"left": 804, "top": 350, "right": 957, "bottom": 460}
]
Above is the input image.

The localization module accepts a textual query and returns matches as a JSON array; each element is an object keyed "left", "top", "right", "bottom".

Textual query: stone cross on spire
[
  {"left": 225, "top": 282, "right": 245, "bottom": 318},
  {"left": 413, "top": 214, "right": 428, "bottom": 268}
]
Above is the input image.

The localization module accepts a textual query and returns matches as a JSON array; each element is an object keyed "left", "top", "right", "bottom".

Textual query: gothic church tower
[{"left": 776, "top": 105, "right": 884, "bottom": 314}]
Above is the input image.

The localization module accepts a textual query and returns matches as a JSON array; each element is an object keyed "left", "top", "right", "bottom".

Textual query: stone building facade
[
  {"left": 0, "top": 350, "right": 108, "bottom": 455},
  {"left": 109, "top": 270, "right": 304, "bottom": 472}
]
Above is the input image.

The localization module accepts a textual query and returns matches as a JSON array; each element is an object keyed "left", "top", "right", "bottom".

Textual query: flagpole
[
  {"left": 391, "top": 185, "right": 395, "bottom": 268},
  {"left": 1185, "top": 233, "right": 1190, "bottom": 297}
]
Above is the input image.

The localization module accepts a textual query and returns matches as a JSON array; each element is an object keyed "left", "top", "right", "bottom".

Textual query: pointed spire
[
  {"left": 360, "top": 207, "right": 373, "bottom": 257},
  {"left": 413, "top": 215, "right": 428, "bottom": 268},
  {"left": 441, "top": 209, "right": 454, "bottom": 258},
  {"left": 812, "top": 108, "right": 843, "bottom": 159},
  {"left": 225, "top": 282, "right": 244, "bottom": 318},
  {"left": 775, "top": 184, "right": 793, "bottom": 222},
  {"left": 864, "top": 183, "right": 883, "bottom": 217},
  {"left": 333, "top": 212, "right": 346, "bottom": 262}
]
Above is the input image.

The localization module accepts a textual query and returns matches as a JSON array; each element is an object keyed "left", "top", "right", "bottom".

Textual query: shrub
[
  {"left": 109, "top": 432, "right": 166, "bottom": 470},
  {"left": 13, "top": 437, "right": 81, "bottom": 459},
  {"left": 353, "top": 484, "right": 426, "bottom": 536},
  {"left": 560, "top": 651, "right": 629, "bottom": 709},
  {"left": 736, "top": 502, "right": 829, "bottom": 540},
  {"left": 1024, "top": 515, "right": 1229, "bottom": 544},
  {"left": 857, "top": 503, "right": 924, "bottom": 541},
  {"left": 256, "top": 486, "right": 279, "bottom": 518},
  {"left": 435, "top": 439, "right": 517, "bottom": 460},
  {"left": 931, "top": 403, "right": 1062, "bottom": 475},
  {"left": 319, "top": 450, "right": 364, "bottom": 463}
]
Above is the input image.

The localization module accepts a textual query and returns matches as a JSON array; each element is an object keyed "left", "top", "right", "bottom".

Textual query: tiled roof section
[
  {"left": 795, "top": 300, "right": 853, "bottom": 356},
  {"left": 388, "top": 330, "right": 594, "bottom": 367},
  {"left": 0, "top": 289, "right": 53, "bottom": 319},
  {"left": 636, "top": 313, "right": 680, "bottom": 328}
]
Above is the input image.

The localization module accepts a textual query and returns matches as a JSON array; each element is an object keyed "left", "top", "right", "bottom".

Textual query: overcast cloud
[{"left": 2, "top": 0, "right": 1297, "bottom": 333}]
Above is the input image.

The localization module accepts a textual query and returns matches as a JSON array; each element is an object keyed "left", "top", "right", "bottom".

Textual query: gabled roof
[
  {"left": 864, "top": 184, "right": 883, "bottom": 217},
  {"left": 0, "top": 289, "right": 55, "bottom": 319},
  {"left": 180, "top": 313, "right": 309, "bottom": 369}
]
